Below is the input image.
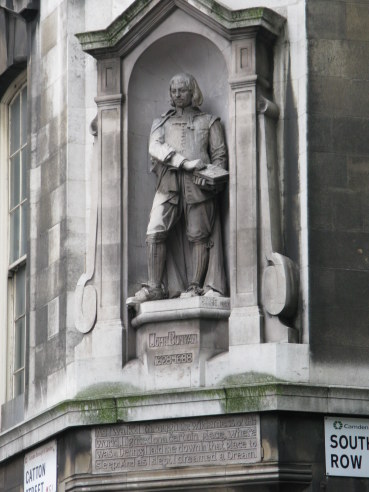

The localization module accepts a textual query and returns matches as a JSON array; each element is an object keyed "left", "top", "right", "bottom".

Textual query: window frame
[{"left": 0, "top": 71, "right": 28, "bottom": 405}]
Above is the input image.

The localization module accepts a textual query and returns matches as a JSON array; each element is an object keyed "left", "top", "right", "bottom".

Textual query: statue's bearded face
[{"left": 170, "top": 79, "right": 192, "bottom": 109}]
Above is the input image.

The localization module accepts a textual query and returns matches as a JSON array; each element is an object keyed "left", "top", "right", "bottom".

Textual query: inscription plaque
[
  {"left": 92, "top": 414, "right": 261, "bottom": 473},
  {"left": 145, "top": 327, "right": 200, "bottom": 371}
]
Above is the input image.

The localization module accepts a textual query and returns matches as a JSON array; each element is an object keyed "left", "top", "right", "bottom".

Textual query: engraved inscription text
[
  {"left": 149, "top": 331, "right": 198, "bottom": 348},
  {"left": 92, "top": 415, "right": 260, "bottom": 473}
]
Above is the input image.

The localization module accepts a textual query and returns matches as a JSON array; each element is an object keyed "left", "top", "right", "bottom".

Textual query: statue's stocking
[
  {"left": 191, "top": 242, "right": 209, "bottom": 287},
  {"left": 147, "top": 241, "right": 166, "bottom": 288}
]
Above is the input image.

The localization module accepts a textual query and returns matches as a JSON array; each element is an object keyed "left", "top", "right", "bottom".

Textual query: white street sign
[
  {"left": 24, "top": 440, "right": 57, "bottom": 492},
  {"left": 325, "top": 417, "right": 369, "bottom": 478}
]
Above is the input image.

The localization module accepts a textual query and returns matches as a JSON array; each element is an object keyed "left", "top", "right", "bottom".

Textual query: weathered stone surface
[{"left": 307, "top": 0, "right": 369, "bottom": 388}]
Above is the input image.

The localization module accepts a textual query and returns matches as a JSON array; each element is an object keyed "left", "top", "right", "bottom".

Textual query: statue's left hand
[
  {"left": 193, "top": 176, "right": 208, "bottom": 187},
  {"left": 193, "top": 175, "right": 220, "bottom": 191}
]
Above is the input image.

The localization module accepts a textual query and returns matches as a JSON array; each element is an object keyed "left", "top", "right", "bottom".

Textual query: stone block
[
  {"left": 228, "top": 306, "right": 263, "bottom": 344},
  {"left": 333, "top": 116, "right": 369, "bottom": 155},
  {"left": 309, "top": 39, "right": 352, "bottom": 78},
  {"left": 47, "top": 296, "right": 60, "bottom": 339},
  {"left": 309, "top": 152, "right": 347, "bottom": 191},
  {"left": 331, "top": 190, "right": 363, "bottom": 232},
  {"left": 309, "top": 113, "right": 333, "bottom": 153},
  {"left": 308, "top": 192, "right": 334, "bottom": 230},
  {"left": 66, "top": 180, "right": 86, "bottom": 219},
  {"left": 206, "top": 343, "right": 310, "bottom": 386},
  {"left": 36, "top": 123, "right": 50, "bottom": 165},
  {"left": 41, "top": 7, "right": 59, "bottom": 57},
  {"left": 362, "top": 193, "right": 369, "bottom": 233},
  {"left": 45, "top": 333, "right": 66, "bottom": 376},
  {"left": 309, "top": 266, "right": 336, "bottom": 308},
  {"left": 310, "top": 306, "right": 369, "bottom": 349},
  {"left": 72, "top": 316, "right": 122, "bottom": 368},
  {"left": 35, "top": 304, "right": 48, "bottom": 345},
  {"left": 41, "top": 146, "right": 67, "bottom": 194},
  {"left": 47, "top": 367, "right": 66, "bottom": 408},
  {"left": 29, "top": 165, "right": 42, "bottom": 205},
  {"left": 307, "top": 0, "right": 346, "bottom": 41},
  {"left": 36, "top": 230, "right": 49, "bottom": 271},
  {"left": 67, "top": 143, "right": 86, "bottom": 181},
  {"left": 346, "top": 4, "right": 369, "bottom": 42},
  {"left": 348, "top": 155, "right": 369, "bottom": 192},
  {"left": 337, "top": 268, "right": 369, "bottom": 307},
  {"left": 309, "top": 75, "right": 348, "bottom": 116},
  {"left": 0, "top": 394, "right": 24, "bottom": 431},
  {"left": 310, "top": 344, "right": 369, "bottom": 387},
  {"left": 48, "top": 223, "right": 61, "bottom": 265},
  {"left": 309, "top": 232, "right": 369, "bottom": 271}
]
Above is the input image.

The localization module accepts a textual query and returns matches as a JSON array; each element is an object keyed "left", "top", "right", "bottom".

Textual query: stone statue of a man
[{"left": 127, "top": 73, "right": 227, "bottom": 306}]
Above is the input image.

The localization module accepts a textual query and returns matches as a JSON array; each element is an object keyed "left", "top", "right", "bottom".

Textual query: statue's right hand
[{"left": 182, "top": 159, "right": 206, "bottom": 172}]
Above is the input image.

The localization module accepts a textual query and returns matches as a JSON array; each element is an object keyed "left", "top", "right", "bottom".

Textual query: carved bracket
[
  {"left": 258, "top": 96, "right": 299, "bottom": 321},
  {"left": 74, "top": 115, "right": 99, "bottom": 334},
  {"left": 263, "top": 252, "right": 298, "bottom": 318}
]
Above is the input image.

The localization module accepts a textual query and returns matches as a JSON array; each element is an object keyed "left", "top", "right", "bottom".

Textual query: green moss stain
[
  {"left": 220, "top": 371, "right": 283, "bottom": 386},
  {"left": 226, "top": 383, "right": 283, "bottom": 413},
  {"left": 76, "top": 1, "right": 278, "bottom": 52},
  {"left": 53, "top": 398, "right": 118, "bottom": 424},
  {"left": 76, "top": 382, "right": 139, "bottom": 399}
]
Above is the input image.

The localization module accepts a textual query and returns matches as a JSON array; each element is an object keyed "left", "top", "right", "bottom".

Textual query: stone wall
[
  {"left": 26, "top": 0, "right": 89, "bottom": 416},
  {"left": 307, "top": 0, "right": 369, "bottom": 385}
]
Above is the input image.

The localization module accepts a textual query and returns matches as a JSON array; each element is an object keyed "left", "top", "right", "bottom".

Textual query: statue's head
[{"left": 169, "top": 73, "right": 203, "bottom": 108}]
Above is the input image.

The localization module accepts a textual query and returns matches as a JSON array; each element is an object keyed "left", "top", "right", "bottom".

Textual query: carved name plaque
[
  {"left": 92, "top": 414, "right": 261, "bottom": 473},
  {"left": 148, "top": 330, "right": 198, "bottom": 367}
]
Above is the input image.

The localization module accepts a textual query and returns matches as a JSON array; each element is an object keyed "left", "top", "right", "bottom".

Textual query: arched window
[{"left": 0, "top": 72, "right": 27, "bottom": 404}]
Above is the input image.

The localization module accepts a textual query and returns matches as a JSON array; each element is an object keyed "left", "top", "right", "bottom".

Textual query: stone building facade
[{"left": 0, "top": 0, "right": 369, "bottom": 490}]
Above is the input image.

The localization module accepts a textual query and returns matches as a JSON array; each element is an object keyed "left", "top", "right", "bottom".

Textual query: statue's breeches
[{"left": 147, "top": 198, "right": 215, "bottom": 243}]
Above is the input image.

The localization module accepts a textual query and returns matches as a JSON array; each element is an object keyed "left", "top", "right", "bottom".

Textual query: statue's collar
[
  {"left": 160, "top": 107, "right": 204, "bottom": 118},
  {"left": 159, "top": 107, "right": 204, "bottom": 129}
]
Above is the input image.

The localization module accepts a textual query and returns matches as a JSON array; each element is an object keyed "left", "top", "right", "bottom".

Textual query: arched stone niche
[
  {"left": 127, "top": 32, "right": 230, "bottom": 299},
  {"left": 75, "top": 1, "right": 309, "bottom": 391}
]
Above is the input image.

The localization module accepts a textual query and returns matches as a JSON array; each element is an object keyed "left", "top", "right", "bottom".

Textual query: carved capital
[{"left": 257, "top": 95, "right": 279, "bottom": 119}]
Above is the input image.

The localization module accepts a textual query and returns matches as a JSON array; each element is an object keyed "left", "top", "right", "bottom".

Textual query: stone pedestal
[{"left": 125, "top": 297, "right": 230, "bottom": 390}]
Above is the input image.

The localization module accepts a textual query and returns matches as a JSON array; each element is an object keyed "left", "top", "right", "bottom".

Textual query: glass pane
[
  {"left": 21, "top": 147, "right": 27, "bottom": 201},
  {"left": 21, "top": 87, "right": 27, "bottom": 146},
  {"left": 14, "top": 370, "right": 24, "bottom": 397},
  {"left": 20, "top": 202, "right": 27, "bottom": 257},
  {"left": 14, "top": 317, "right": 25, "bottom": 370},
  {"left": 9, "top": 207, "right": 20, "bottom": 264},
  {"left": 15, "top": 266, "right": 26, "bottom": 317},
  {"left": 10, "top": 152, "right": 20, "bottom": 209},
  {"left": 10, "top": 94, "right": 20, "bottom": 155}
]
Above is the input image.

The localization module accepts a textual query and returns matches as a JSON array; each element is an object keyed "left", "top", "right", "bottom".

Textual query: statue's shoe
[
  {"left": 179, "top": 284, "right": 204, "bottom": 298},
  {"left": 204, "top": 288, "right": 222, "bottom": 297},
  {"left": 126, "top": 285, "right": 165, "bottom": 306}
]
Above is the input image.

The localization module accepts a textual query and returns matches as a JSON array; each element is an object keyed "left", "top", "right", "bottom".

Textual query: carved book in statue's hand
[{"left": 193, "top": 164, "right": 229, "bottom": 185}]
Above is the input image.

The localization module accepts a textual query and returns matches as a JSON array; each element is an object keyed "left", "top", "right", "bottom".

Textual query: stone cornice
[
  {"left": 1, "top": 382, "right": 369, "bottom": 462},
  {"left": 75, "top": 0, "right": 286, "bottom": 58}
]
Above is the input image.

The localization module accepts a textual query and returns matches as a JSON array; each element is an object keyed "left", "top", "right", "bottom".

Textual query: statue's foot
[
  {"left": 204, "top": 288, "right": 222, "bottom": 298},
  {"left": 126, "top": 285, "right": 165, "bottom": 306},
  {"left": 180, "top": 283, "right": 204, "bottom": 298}
]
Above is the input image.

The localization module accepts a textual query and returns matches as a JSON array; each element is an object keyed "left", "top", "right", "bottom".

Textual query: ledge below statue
[
  {"left": 131, "top": 296, "right": 231, "bottom": 328},
  {"left": 126, "top": 297, "right": 230, "bottom": 389}
]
